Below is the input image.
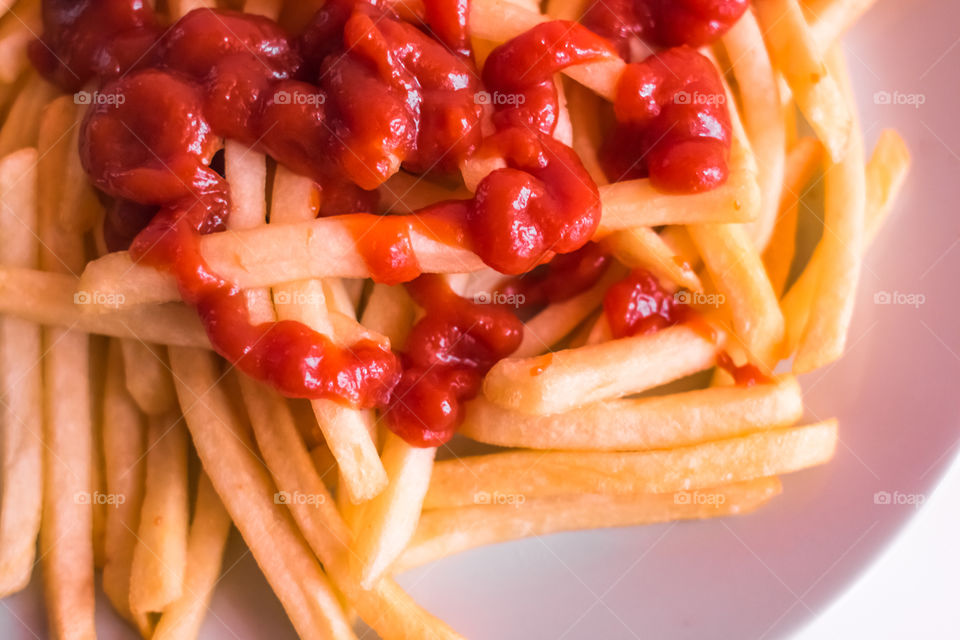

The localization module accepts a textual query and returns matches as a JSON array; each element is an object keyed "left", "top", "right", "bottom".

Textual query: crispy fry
[
  {"left": 100, "top": 342, "right": 149, "bottom": 629},
  {"left": 398, "top": 478, "right": 783, "bottom": 572},
  {"left": 754, "top": 0, "right": 851, "bottom": 161},
  {"left": 793, "top": 48, "right": 865, "bottom": 372},
  {"left": 0, "top": 147, "right": 42, "bottom": 597},
  {"left": 762, "top": 137, "right": 823, "bottom": 297},
  {"left": 121, "top": 340, "right": 178, "bottom": 415},
  {"left": 602, "top": 227, "right": 702, "bottom": 292},
  {"left": 483, "top": 325, "right": 722, "bottom": 415},
  {"left": 352, "top": 432, "right": 436, "bottom": 589},
  {"left": 129, "top": 410, "right": 190, "bottom": 615},
  {"left": 170, "top": 347, "right": 356, "bottom": 640},
  {"left": 462, "top": 376, "right": 803, "bottom": 450},
  {"left": 237, "top": 376, "right": 463, "bottom": 640},
  {"left": 153, "top": 473, "right": 233, "bottom": 640},
  {"left": 425, "top": 420, "right": 838, "bottom": 509},
  {"left": 782, "top": 129, "right": 909, "bottom": 357},
  {"left": 0, "top": 73, "right": 55, "bottom": 156}
]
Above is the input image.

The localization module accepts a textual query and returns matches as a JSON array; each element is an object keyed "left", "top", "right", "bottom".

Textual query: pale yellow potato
[
  {"left": 397, "top": 478, "right": 782, "bottom": 572},
  {"left": 120, "top": 340, "right": 178, "bottom": 415},
  {"left": 424, "top": 420, "right": 838, "bottom": 509},
  {"left": 462, "top": 376, "right": 803, "bottom": 450},
  {"left": 129, "top": 410, "right": 190, "bottom": 615},
  {"left": 484, "top": 324, "right": 721, "bottom": 415}
]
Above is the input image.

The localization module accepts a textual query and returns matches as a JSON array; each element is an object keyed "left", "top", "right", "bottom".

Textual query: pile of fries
[{"left": 0, "top": 0, "right": 909, "bottom": 638}]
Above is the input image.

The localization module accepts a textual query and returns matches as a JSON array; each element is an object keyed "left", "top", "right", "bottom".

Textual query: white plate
[{"left": 4, "top": 1, "right": 959, "bottom": 638}]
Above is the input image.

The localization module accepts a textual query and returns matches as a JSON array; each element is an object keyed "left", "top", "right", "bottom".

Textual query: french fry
[
  {"left": 425, "top": 420, "right": 838, "bottom": 509},
  {"left": 723, "top": 10, "right": 786, "bottom": 249},
  {"left": 37, "top": 95, "right": 97, "bottom": 640},
  {"left": 270, "top": 166, "right": 388, "bottom": 504},
  {"left": 0, "top": 73, "right": 55, "bottom": 156},
  {"left": 754, "top": 0, "right": 852, "bottom": 161},
  {"left": 0, "top": 147, "right": 42, "bottom": 597},
  {"left": 0, "top": 266, "right": 209, "bottom": 345},
  {"left": 602, "top": 227, "right": 702, "bottom": 293},
  {"left": 782, "top": 129, "right": 909, "bottom": 357},
  {"left": 237, "top": 375, "right": 464, "bottom": 640},
  {"left": 360, "top": 283, "right": 416, "bottom": 349},
  {"left": 121, "top": 340, "right": 178, "bottom": 415},
  {"left": 793, "top": 48, "right": 865, "bottom": 373},
  {"left": 379, "top": 170, "right": 471, "bottom": 214},
  {"left": 398, "top": 478, "right": 783, "bottom": 572},
  {"left": 762, "top": 137, "right": 823, "bottom": 297},
  {"left": 462, "top": 376, "right": 803, "bottom": 450},
  {"left": 100, "top": 342, "right": 149, "bottom": 630},
  {"left": 153, "top": 473, "right": 233, "bottom": 640},
  {"left": 168, "top": 0, "right": 214, "bottom": 19},
  {"left": 514, "top": 263, "right": 627, "bottom": 358},
  {"left": 807, "top": 0, "right": 878, "bottom": 51},
  {"left": 0, "top": 0, "right": 40, "bottom": 84},
  {"left": 243, "top": 0, "right": 283, "bottom": 19},
  {"left": 129, "top": 410, "right": 190, "bottom": 615},
  {"left": 352, "top": 431, "right": 436, "bottom": 589},
  {"left": 688, "top": 222, "right": 784, "bottom": 363},
  {"left": 169, "top": 347, "right": 356, "bottom": 640},
  {"left": 56, "top": 103, "right": 100, "bottom": 233},
  {"left": 483, "top": 324, "right": 721, "bottom": 415}
]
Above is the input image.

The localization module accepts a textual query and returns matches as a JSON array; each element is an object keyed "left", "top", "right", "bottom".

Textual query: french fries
[
  {"left": 153, "top": 473, "right": 233, "bottom": 640},
  {"left": 425, "top": 420, "right": 838, "bottom": 509},
  {"left": 0, "top": 147, "right": 42, "bottom": 597},
  {"left": 462, "top": 376, "right": 803, "bottom": 450},
  {"left": 129, "top": 410, "right": 190, "bottom": 615},
  {"left": 121, "top": 340, "right": 178, "bottom": 415},
  {"left": 397, "top": 478, "right": 783, "bottom": 572},
  {"left": 484, "top": 325, "right": 721, "bottom": 415}
]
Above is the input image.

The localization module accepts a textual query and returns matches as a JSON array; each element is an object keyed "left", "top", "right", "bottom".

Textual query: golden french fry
[
  {"left": 0, "top": 0, "right": 40, "bottom": 84},
  {"left": 723, "top": 10, "right": 786, "bottom": 249},
  {"left": 129, "top": 410, "right": 190, "bottom": 615},
  {"left": 153, "top": 473, "right": 233, "bottom": 640},
  {"left": 688, "top": 222, "right": 784, "bottom": 363},
  {"left": 484, "top": 325, "right": 721, "bottom": 415},
  {"left": 754, "top": 0, "right": 852, "bottom": 161},
  {"left": 398, "top": 478, "right": 783, "bottom": 572},
  {"left": 793, "top": 48, "right": 865, "bottom": 373},
  {"left": 352, "top": 432, "right": 436, "bottom": 589},
  {"left": 0, "top": 73, "right": 55, "bottom": 156},
  {"left": 462, "top": 376, "right": 802, "bottom": 450},
  {"left": 425, "top": 420, "right": 838, "bottom": 509},
  {"left": 360, "top": 283, "right": 416, "bottom": 349},
  {"left": 0, "top": 266, "right": 209, "bottom": 345},
  {"left": 378, "top": 170, "right": 471, "bottom": 214},
  {"left": 603, "top": 228, "right": 702, "bottom": 292},
  {"left": 762, "top": 137, "right": 823, "bottom": 297},
  {"left": 236, "top": 375, "right": 463, "bottom": 640},
  {"left": 807, "top": 0, "right": 878, "bottom": 51},
  {"left": 0, "top": 147, "right": 42, "bottom": 597},
  {"left": 100, "top": 342, "right": 149, "bottom": 629},
  {"left": 170, "top": 347, "right": 356, "bottom": 640},
  {"left": 781, "top": 128, "right": 909, "bottom": 357},
  {"left": 121, "top": 340, "right": 178, "bottom": 415}
]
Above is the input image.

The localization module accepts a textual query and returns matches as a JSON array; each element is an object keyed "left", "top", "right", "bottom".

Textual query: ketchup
[
  {"left": 384, "top": 275, "right": 522, "bottom": 446},
  {"left": 32, "top": 1, "right": 744, "bottom": 444},
  {"left": 582, "top": 0, "right": 749, "bottom": 58},
  {"left": 501, "top": 242, "right": 611, "bottom": 310}
]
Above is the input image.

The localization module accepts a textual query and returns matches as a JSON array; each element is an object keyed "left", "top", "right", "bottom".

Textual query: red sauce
[
  {"left": 33, "top": 2, "right": 746, "bottom": 444},
  {"left": 582, "top": 0, "right": 748, "bottom": 57},
  {"left": 602, "top": 46, "right": 732, "bottom": 192},
  {"left": 603, "top": 269, "right": 689, "bottom": 338},
  {"left": 501, "top": 242, "right": 611, "bottom": 309},
  {"left": 383, "top": 275, "right": 522, "bottom": 446}
]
